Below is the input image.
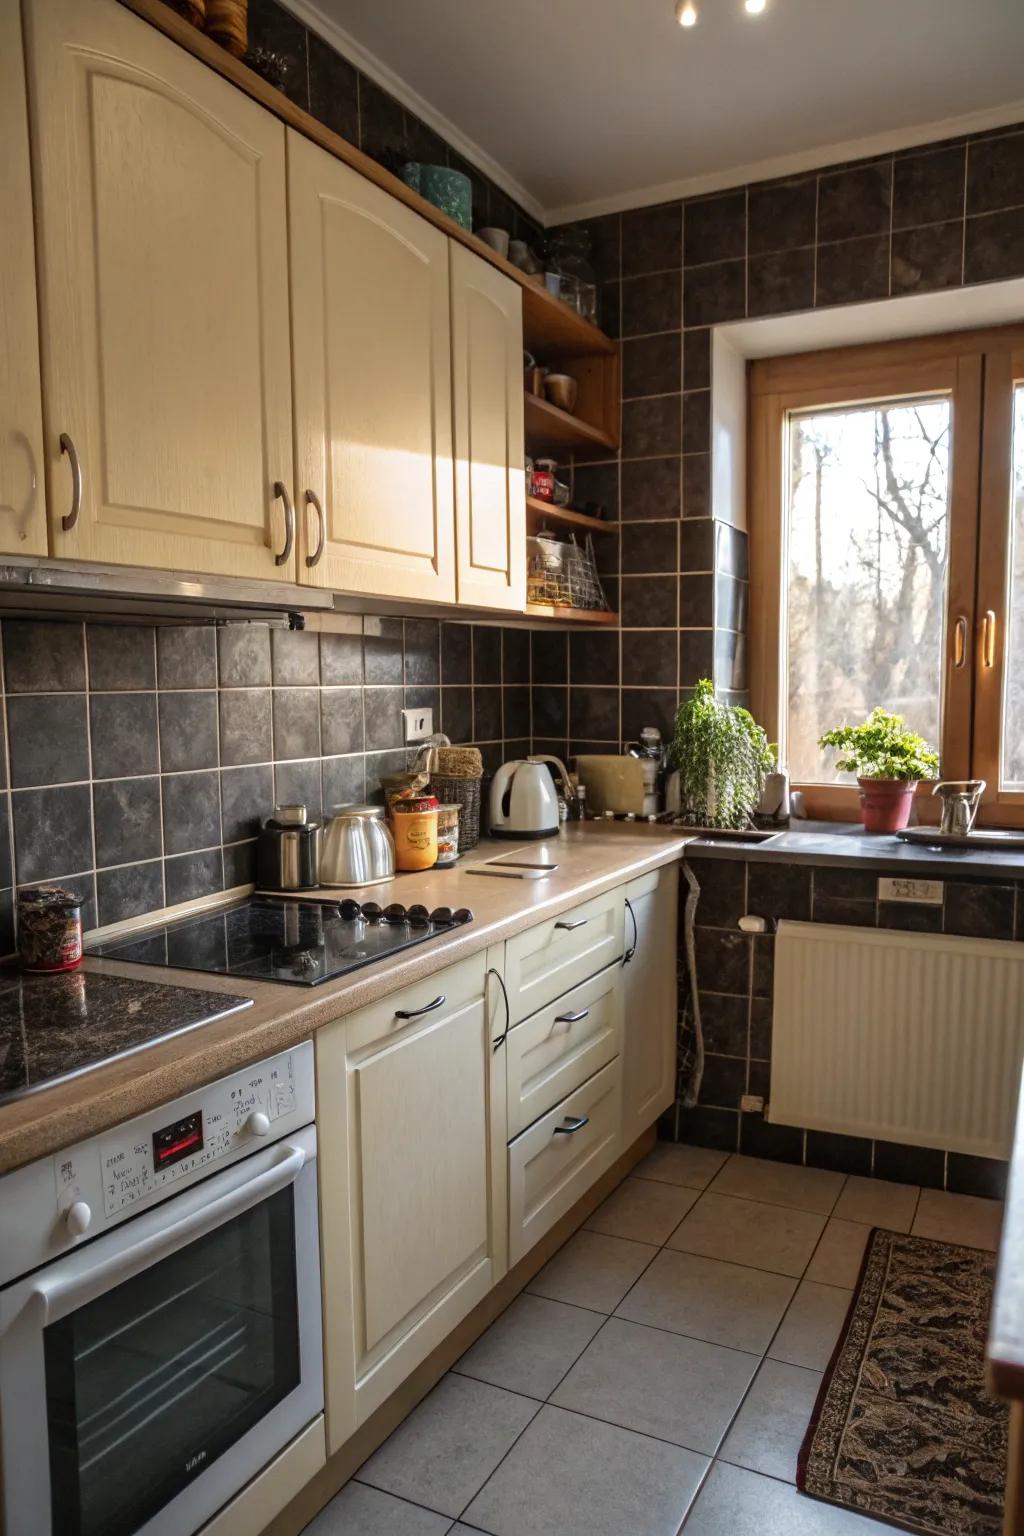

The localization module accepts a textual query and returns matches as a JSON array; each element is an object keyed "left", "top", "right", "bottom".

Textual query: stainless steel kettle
[
  {"left": 257, "top": 804, "right": 322, "bottom": 890},
  {"left": 321, "top": 804, "right": 396, "bottom": 886},
  {"left": 932, "top": 779, "right": 986, "bottom": 836}
]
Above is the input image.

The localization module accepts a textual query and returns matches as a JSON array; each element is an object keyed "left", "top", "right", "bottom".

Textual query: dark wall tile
[
  {"left": 682, "top": 390, "right": 710, "bottom": 456},
  {"left": 245, "top": 0, "right": 308, "bottom": 106},
  {"left": 621, "top": 271, "right": 681, "bottom": 336},
  {"left": 573, "top": 461, "right": 620, "bottom": 520},
  {"left": 320, "top": 688, "right": 363, "bottom": 757},
  {"left": 677, "top": 1104, "right": 739, "bottom": 1153},
  {"left": 891, "top": 222, "right": 963, "bottom": 294},
  {"left": 4, "top": 620, "right": 85, "bottom": 692},
  {"left": 158, "top": 627, "right": 217, "bottom": 689},
  {"left": 748, "top": 176, "right": 817, "bottom": 255},
  {"left": 224, "top": 839, "right": 257, "bottom": 889},
  {"left": 967, "top": 131, "right": 1024, "bottom": 215},
  {"left": 307, "top": 30, "right": 358, "bottom": 144},
  {"left": 274, "top": 759, "right": 322, "bottom": 819},
  {"left": 681, "top": 519, "right": 715, "bottom": 572},
  {"left": 748, "top": 862, "right": 812, "bottom": 921},
  {"left": 693, "top": 856, "right": 746, "bottom": 928},
  {"left": 623, "top": 333, "right": 682, "bottom": 398},
  {"left": 620, "top": 520, "right": 678, "bottom": 574},
  {"left": 12, "top": 784, "right": 93, "bottom": 883},
  {"left": 162, "top": 771, "right": 221, "bottom": 856},
  {"left": 714, "top": 629, "right": 747, "bottom": 692},
  {"left": 8, "top": 694, "right": 89, "bottom": 788},
  {"left": 364, "top": 686, "right": 403, "bottom": 752},
  {"left": 273, "top": 688, "right": 321, "bottom": 760},
  {"left": 96, "top": 860, "right": 163, "bottom": 926},
  {"left": 818, "top": 161, "right": 892, "bottom": 241},
  {"left": 322, "top": 754, "right": 366, "bottom": 811},
  {"left": 502, "top": 629, "right": 530, "bottom": 685},
  {"left": 621, "top": 457, "right": 680, "bottom": 520},
  {"left": 683, "top": 328, "right": 711, "bottom": 392},
  {"left": 964, "top": 206, "right": 1024, "bottom": 284},
  {"left": 747, "top": 247, "right": 815, "bottom": 316},
  {"left": 442, "top": 685, "right": 473, "bottom": 742},
  {"left": 165, "top": 848, "right": 223, "bottom": 905},
  {"left": 219, "top": 689, "right": 272, "bottom": 767},
  {"left": 621, "top": 687, "right": 676, "bottom": 743},
  {"left": 570, "top": 631, "right": 619, "bottom": 685},
  {"left": 357, "top": 75, "right": 405, "bottom": 168},
  {"left": 700, "top": 1054, "right": 746, "bottom": 1109},
  {"left": 740, "top": 1113, "right": 804, "bottom": 1164},
  {"left": 716, "top": 523, "right": 749, "bottom": 579},
  {"left": 680, "top": 573, "right": 714, "bottom": 627},
  {"left": 221, "top": 764, "right": 274, "bottom": 843},
  {"left": 944, "top": 881, "right": 1015, "bottom": 939},
  {"left": 946, "top": 1152, "right": 1008, "bottom": 1200},
  {"left": 473, "top": 687, "right": 502, "bottom": 742},
  {"left": 679, "top": 629, "right": 714, "bottom": 688},
  {"left": 805, "top": 1130, "right": 873, "bottom": 1177},
  {"left": 503, "top": 686, "right": 530, "bottom": 739},
  {"left": 621, "top": 202, "right": 682, "bottom": 276},
  {"left": 622, "top": 395, "right": 681, "bottom": 459},
  {"left": 874, "top": 1139, "right": 945, "bottom": 1189},
  {"left": 622, "top": 630, "right": 676, "bottom": 688},
  {"left": 620, "top": 576, "right": 677, "bottom": 628},
  {"left": 442, "top": 623, "right": 472, "bottom": 684},
  {"left": 90, "top": 693, "right": 158, "bottom": 778},
  {"left": 716, "top": 574, "right": 748, "bottom": 633},
  {"left": 531, "top": 630, "right": 567, "bottom": 683},
  {"left": 93, "top": 777, "right": 161, "bottom": 867},
  {"left": 816, "top": 234, "right": 890, "bottom": 305},
  {"left": 320, "top": 629, "right": 363, "bottom": 686},
  {"left": 218, "top": 626, "right": 271, "bottom": 687},
  {"left": 271, "top": 628, "right": 320, "bottom": 686},
  {"left": 531, "top": 685, "right": 567, "bottom": 739},
  {"left": 405, "top": 619, "right": 441, "bottom": 685},
  {"left": 599, "top": 280, "right": 621, "bottom": 338},
  {"left": 685, "top": 191, "right": 747, "bottom": 266},
  {"left": 814, "top": 866, "right": 878, "bottom": 901},
  {"left": 683, "top": 259, "right": 746, "bottom": 327},
  {"left": 473, "top": 626, "right": 502, "bottom": 684},
  {"left": 571, "top": 688, "right": 619, "bottom": 741},
  {"left": 363, "top": 619, "right": 404, "bottom": 685},
  {"left": 749, "top": 996, "right": 772, "bottom": 1059},
  {"left": 86, "top": 625, "right": 155, "bottom": 690},
  {"left": 879, "top": 900, "right": 942, "bottom": 933},
  {"left": 159, "top": 691, "right": 218, "bottom": 773},
  {"left": 695, "top": 927, "right": 750, "bottom": 995},
  {"left": 812, "top": 894, "right": 876, "bottom": 927},
  {"left": 894, "top": 145, "right": 966, "bottom": 229}
]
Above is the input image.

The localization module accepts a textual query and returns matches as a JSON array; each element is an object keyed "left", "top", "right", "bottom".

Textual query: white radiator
[{"left": 769, "top": 920, "right": 1024, "bottom": 1160}]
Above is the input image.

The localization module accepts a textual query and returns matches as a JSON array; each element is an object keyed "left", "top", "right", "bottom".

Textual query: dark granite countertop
[
  {"left": 0, "top": 970, "right": 253, "bottom": 1106},
  {"left": 682, "top": 821, "right": 1024, "bottom": 879}
]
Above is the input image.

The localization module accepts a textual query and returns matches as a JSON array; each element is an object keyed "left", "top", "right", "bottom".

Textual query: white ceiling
[{"left": 295, "top": 0, "right": 1024, "bottom": 223}]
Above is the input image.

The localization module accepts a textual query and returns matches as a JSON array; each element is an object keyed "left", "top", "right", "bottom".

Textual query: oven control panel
[{"left": 0, "top": 1042, "right": 315, "bottom": 1286}]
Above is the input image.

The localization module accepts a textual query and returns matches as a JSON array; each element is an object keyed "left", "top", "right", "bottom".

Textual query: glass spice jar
[{"left": 18, "top": 886, "right": 84, "bottom": 972}]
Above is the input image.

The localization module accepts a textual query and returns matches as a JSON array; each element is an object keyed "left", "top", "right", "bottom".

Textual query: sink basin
[{"left": 679, "top": 826, "right": 784, "bottom": 846}]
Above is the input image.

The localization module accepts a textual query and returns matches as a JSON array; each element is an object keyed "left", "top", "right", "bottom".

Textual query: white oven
[{"left": 0, "top": 1043, "right": 322, "bottom": 1536}]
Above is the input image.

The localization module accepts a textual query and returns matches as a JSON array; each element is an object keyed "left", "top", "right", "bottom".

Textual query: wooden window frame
[{"left": 746, "top": 325, "right": 1024, "bottom": 823}]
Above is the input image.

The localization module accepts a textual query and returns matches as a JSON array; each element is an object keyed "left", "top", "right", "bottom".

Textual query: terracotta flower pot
[{"left": 856, "top": 776, "right": 918, "bottom": 833}]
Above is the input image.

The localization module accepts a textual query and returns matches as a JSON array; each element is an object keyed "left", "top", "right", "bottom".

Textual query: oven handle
[{"left": 29, "top": 1137, "right": 311, "bottom": 1328}]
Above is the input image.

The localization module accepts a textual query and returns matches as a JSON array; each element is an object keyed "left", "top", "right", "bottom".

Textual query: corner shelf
[
  {"left": 526, "top": 496, "right": 618, "bottom": 538},
  {"left": 524, "top": 392, "right": 618, "bottom": 453},
  {"left": 522, "top": 285, "right": 616, "bottom": 362},
  {"left": 524, "top": 603, "right": 619, "bottom": 626}
]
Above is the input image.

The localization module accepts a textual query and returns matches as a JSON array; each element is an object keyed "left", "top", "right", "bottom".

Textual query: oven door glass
[{"left": 43, "top": 1185, "right": 299, "bottom": 1536}]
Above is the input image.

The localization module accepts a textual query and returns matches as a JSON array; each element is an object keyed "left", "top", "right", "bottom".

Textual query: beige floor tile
[
  {"left": 832, "top": 1174, "right": 918, "bottom": 1232},
  {"left": 304, "top": 1482, "right": 452, "bottom": 1535},
  {"left": 769, "top": 1279, "right": 852, "bottom": 1371},
  {"left": 454, "top": 1294, "right": 603, "bottom": 1399},
  {"left": 526, "top": 1229, "right": 658, "bottom": 1314},
  {"left": 551, "top": 1316, "right": 757, "bottom": 1454},
  {"left": 584, "top": 1176, "right": 700, "bottom": 1244},
  {"left": 666, "top": 1192, "right": 825, "bottom": 1276},
  {"left": 356, "top": 1373, "right": 539, "bottom": 1519},
  {"left": 806, "top": 1218, "right": 871, "bottom": 1287},
  {"left": 615, "top": 1247, "right": 796, "bottom": 1354},
  {"left": 633, "top": 1141, "right": 729, "bottom": 1190},
  {"left": 683, "top": 1460, "right": 895, "bottom": 1533},
  {"left": 708, "top": 1154, "right": 844, "bottom": 1214},
  {"left": 718, "top": 1358, "right": 822, "bottom": 1482},
  {"left": 463, "top": 1403, "right": 707, "bottom": 1536},
  {"left": 912, "top": 1188, "right": 1003, "bottom": 1250}
]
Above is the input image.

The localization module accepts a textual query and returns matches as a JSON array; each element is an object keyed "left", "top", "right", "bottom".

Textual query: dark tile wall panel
[{"left": 0, "top": 616, "right": 531, "bottom": 945}]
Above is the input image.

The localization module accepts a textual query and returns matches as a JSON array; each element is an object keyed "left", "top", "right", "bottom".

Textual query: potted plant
[
  {"left": 669, "top": 679, "right": 775, "bottom": 828},
  {"left": 818, "top": 708, "right": 939, "bottom": 832}
]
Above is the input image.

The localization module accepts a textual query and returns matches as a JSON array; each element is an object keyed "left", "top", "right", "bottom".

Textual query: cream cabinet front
[
  {"left": 0, "top": 1, "right": 47, "bottom": 558},
  {"left": 24, "top": 0, "right": 296, "bottom": 578},
  {"left": 621, "top": 866, "right": 680, "bottom": 1144},
  {"left": 316, "top": 953, "right": 507, "bottom": 1452},
  {"left": 450, "top": 243, "right": 526, "bottom": 610},
  {"left": 289, "top": 130, "right": 457, "bottom": 604}
]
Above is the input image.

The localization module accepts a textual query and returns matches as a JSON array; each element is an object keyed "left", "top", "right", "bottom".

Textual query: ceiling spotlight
[
  {"left": 744, "top": 0, "right": 768, "bottom": 10},
  {"left": 676, "top": 0, "right": 699, "bottom": 24}
]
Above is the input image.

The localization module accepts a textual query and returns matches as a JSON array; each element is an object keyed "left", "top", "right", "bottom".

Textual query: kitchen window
[{"left": 748, "top": 324, "right": 1024, "bottom": 823}]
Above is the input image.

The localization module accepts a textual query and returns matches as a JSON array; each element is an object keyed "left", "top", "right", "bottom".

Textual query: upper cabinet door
[
  {"left": 24, "top": 0, "right": 295, "bottom": 578},
  {"left": 288, "top": 130, "right": 456, "bottom": 603},
  {"left": 450, "top": 244, "right": 526, "bottom": 611},
  {"left": 0, "top": 2, "right": 47, "bottom": 557}
]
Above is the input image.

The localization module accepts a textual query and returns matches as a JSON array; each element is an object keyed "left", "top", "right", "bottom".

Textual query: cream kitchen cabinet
[
  {"left": 24, "top": 0, "right": 296, "bottom": 578},
  {"left": 621, "top": 866, "right": 680, "bottom": 1144},
  {"left": 450, "top": 244, "right": 526, "bottom": 610},
  {"left": 289, "top": 130, "right": 457, "bottom": 604},
  {"left": 0, "top": 1, "right": 47, "bottom": 557},
  {"left": 316, "top": 951, "right": 507, "bottom": 1451}
]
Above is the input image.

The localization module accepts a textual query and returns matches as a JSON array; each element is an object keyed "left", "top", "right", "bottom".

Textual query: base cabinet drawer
[
  {"left": 506, "top": 963, "right": 622, "bottom": 1140},
  {"left": 504, "top": 887, "right": 624, "bottom": 1025},
  {"left": 508, "top": 1058, "right": 621, "bottom": 1265}
]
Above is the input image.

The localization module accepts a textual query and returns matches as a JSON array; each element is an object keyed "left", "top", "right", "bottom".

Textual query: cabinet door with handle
[
  {"left": 288, "top": 130, "right": 456, "bottom": 602},
  {"left": 0, "top": 1, "right": 47, "bottom": 557},
  {"left": 24, "top": 0, "right": 295, "bottom": 577},
  {"left": 621, "top": 866, "right": 680, "bottom": 1145},
  {"left": 450, "top": 243, "right": 525, "bottom": 610}
]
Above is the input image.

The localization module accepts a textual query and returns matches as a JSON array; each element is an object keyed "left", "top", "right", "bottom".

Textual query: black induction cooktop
[{"left": 87, "top": 895, "right": 474, "bottom": 987}]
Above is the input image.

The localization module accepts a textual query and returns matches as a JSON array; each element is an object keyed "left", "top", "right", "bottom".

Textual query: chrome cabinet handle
[
  {"left": 59, "top": 432, "right": 82, "bottom": 532},
  {"left": 953, "top": 614, "right": 968, "bottom": 670},
  {"left": 555, "top": 917, "right": 587, "bottom": 931},
  {"left": 554, "top": 1008, "right": 590, "bottom": 1024},
  {"left": 982, "top": 610, "right": 997, "bottom": 669},
  {"left": 304, "top": 488, "right": 325, "bottom": 567},
  {"left": 395, "top": 993, "right": 446, "bottom": 1020},
  {"left": 274, "top": 480, "right": 295, "bottom": 566},
  {"left": 554, "top": 1115, "right": 590, "bottom": 1136}
]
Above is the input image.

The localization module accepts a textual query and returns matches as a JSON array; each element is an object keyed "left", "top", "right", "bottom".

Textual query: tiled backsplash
[
  {"left": 676, "top": 853, "right": 1018, "bottom": 1198},
  {"left": 0, "top": 616, "right": 541, "bottom": 943}
]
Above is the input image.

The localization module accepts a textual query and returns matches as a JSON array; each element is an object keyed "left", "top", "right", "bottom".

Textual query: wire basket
[
  {"left": 527, "top": 532, "right": 609, "bottom": 611},
  {"left": 427, "top": 775, "right": 482, "bottom": 850}
]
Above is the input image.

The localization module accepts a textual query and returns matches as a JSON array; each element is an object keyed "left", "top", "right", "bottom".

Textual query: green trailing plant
[
  {"left": 818, "top": 707, "right": 939, "bottom": 781},
  {"left": 669, "top": 679, "right": 775, "bottom": 828}
]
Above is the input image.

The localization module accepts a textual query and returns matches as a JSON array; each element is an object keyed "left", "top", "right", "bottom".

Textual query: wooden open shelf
[
  {"left": 524, "top": 392, "right": 618, "bottom": 453},
  {"left": 525, "top": 603, "right": 619, "bottom": 625},
  {"left": 526, "top": 496, "right": 618, "bottom": 537},
  {"left": 522, "top": 285, "right": 616, "bottom": 362}
]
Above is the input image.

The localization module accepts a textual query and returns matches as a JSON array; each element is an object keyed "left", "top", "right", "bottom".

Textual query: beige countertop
[{"left": 0, "top": 823, "right": 688, "bottom": 1176}]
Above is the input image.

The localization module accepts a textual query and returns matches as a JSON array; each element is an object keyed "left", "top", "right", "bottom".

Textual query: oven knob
[
  {"left": 65, "top": 1201, "right": 92, "bottom": 1237},
  {"left": 246, "top": 1111, "right": 271, "bottom": 1138}
]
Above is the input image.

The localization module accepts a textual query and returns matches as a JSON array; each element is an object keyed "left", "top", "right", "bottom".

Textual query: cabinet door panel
[
  {"left": 622, "top": 867, "right": 679, "bottom": 1144},
  {"left": 451, "top": 244, "right": 525, "bottom": 609},
  {"left": 289, "top": 131, "right": 455, "bottom": 602},
  {"left": 0, "top": 1, "right": 47, "bottom": 556},
  {"left": 25, "top": 0, "right": 293, "bottom": 576}
]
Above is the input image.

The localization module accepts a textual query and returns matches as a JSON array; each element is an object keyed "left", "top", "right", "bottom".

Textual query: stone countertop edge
[
  {"left": 0, "top": 823, "right": 688, "bottom": 1177},
  {"left": 988, "top": 1063, "right": 1024, "bottom": 1400},
  {"left": 683, "top": 821, "right": 1024, "bottom": 879}
]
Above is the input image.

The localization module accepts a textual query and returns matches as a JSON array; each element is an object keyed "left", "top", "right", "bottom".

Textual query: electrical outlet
[
  {"left": 740, "top": 1094, "right": 765, "bottom": 1114},
  {"left": 878, "top": 876, "right": 943, "bottom": 905},
  {"left": 402, "top": 706, "right": 434, "bottom": 743}
]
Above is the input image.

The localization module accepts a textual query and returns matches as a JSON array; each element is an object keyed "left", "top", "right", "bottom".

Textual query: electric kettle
[{"left": 489, "top": 756, "right": 573, "bottom": 839}]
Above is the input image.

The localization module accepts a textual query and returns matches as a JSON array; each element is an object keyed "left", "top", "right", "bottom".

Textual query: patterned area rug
[{"left": 798, "top": 1228, "right": 1008, "bottom": 1535}]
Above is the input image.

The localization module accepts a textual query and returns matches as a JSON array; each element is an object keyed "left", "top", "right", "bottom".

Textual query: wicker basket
[
  {"left": 168, "top": 0, "right": 205, "bottom": 25},
  {"left": 205, "top": 0, "right": 247, "bottom": 55},
  {"left": 429, "top": 775, "right": 481, "bottom": 850}
]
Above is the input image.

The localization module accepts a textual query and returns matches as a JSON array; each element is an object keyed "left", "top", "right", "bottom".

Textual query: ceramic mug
[
  {"left": 477, "top": 226, "right": 510, "bottom": 257},
  {"left": 401, "top": 162, "right": 472, "bottom": 230}
]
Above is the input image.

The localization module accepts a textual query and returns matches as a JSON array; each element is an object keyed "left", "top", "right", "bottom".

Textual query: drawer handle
[
  {"left": 555, "top": 918, "right": 588, "bottom": 931},
  {"left": 395, "top": 993, "right": 445, "bottom": 1020},
  {"left": 554, "top": 1115, "right": 590, "bottom": 1136},
  {"left": 623, "top": 896, "right": 637, "bottom": 964},
  {"left": 59, "top": 432, "right": 83, "bottom": 532},
  {"left": 489, "top": 968, "right": 511, "bottom": 1052},
  {"left": 554, "top": 1008, "right": 590, "bottom": 1024}
]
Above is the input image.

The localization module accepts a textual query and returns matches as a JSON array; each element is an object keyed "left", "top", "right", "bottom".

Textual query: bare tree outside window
[
  {"left": 1001, "top": 385, "right": 1024, "bottom": 786},
  {"left": 785, "top": 397, "right": 951, "bottom": 783}
]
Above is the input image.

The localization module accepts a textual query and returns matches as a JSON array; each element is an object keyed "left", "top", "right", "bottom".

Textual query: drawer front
[
  {"left": 505, "top": 887, "right": 624, "bottom": 1024},
  {"left": 506, "top": 963, "right": 623, "bottom": 1140},
  {"left": 508, "top": 1058, "right": 622, "bottom": 1265}
]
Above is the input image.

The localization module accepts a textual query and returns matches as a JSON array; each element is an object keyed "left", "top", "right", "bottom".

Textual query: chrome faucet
[{"left": 932, "top": 780, "right": 986, "bottom": 837}]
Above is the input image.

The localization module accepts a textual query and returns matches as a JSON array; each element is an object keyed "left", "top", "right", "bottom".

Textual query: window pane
[
  {"left": 785, "top": 397, "right": 951, "bottom": 783},
  {"left": 1000, "top": 384, "right": 1024, "bottom": 787}
]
